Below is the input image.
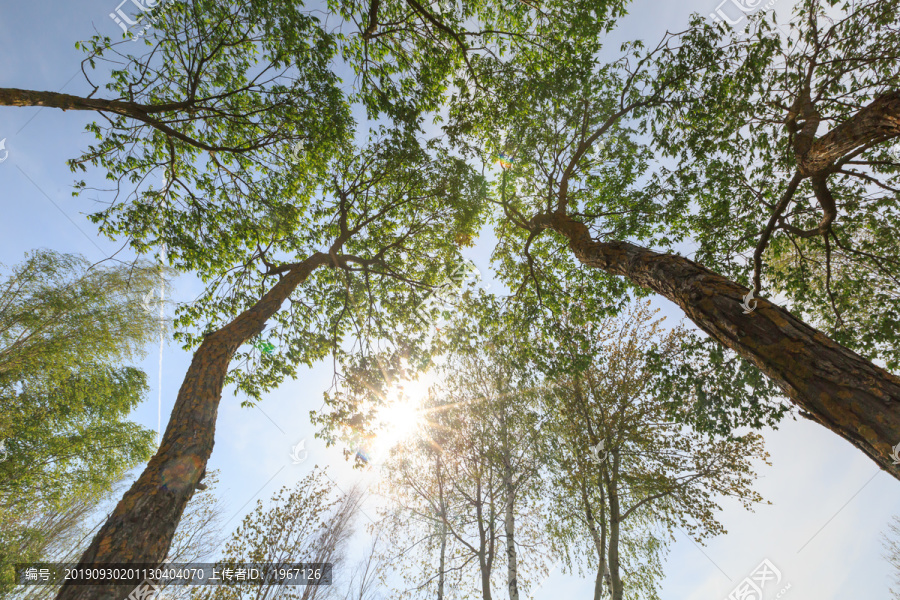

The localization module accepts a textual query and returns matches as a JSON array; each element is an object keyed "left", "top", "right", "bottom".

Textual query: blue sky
[{"left": 1, "top": 0, "right": 898, "bottom": 598}]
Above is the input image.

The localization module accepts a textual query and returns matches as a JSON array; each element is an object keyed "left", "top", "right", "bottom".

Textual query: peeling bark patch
[{"left": 159, "top": 456, "right": 204, "bottom": 493}]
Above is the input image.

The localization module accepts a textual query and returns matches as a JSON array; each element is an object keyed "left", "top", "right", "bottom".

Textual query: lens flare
[{"left": 370, "top": 374, "right": 433, "bottom": 456}]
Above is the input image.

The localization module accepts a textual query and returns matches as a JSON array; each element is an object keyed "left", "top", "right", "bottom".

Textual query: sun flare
[{"left": 370, "top": 373, "right": 433, "bottom": 456}]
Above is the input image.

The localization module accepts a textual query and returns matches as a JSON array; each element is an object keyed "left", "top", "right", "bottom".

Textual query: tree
[
  {"left": 340, "top": 534, "right": 384, "bottom": 600},
  {"left": 0, "top": 249, "right": 163, "bottom": 593},
  {"left": 882, "top": 513, "right": 900, "bottom": 599},
  {"left": 1, "top": 0, "right": 894, "bottom": 581},
  {"left": 454, "top": 0, "right": 900, "bottom": 476},
  {"left": 375, "top": 397, "right": 508, "bottom": 600},
  {"left": 360, "top": 296, "right": 556, "bottom": 600},
  {"left": 184, "top": 467, "right": 363, "bottom": 600},
  {"left": 538, "top": 300, "right": 769, "bottom": 599},
  {"left": 1, "top": 475, "right": 131, "bottom": 600},
  {"left": 54, "top": 130, "right": 487, "bottom": 600}
]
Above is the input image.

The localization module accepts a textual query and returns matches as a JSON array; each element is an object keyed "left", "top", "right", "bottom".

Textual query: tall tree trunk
[
  {"left": 437, "top": 518, "right": 447, "bottom": 600},
  {"left": 537, "top": 212, "right": 900, "bottom": 479},
  {"left": 436, "top": 454, "right": 447, "bottom": 600},
  {"left": 55, "top": 253, "right": 328, "bottom": 600},
  {"left": 578, "top": 476, "right": 607, "bottom": 600},
  {"left": 502, "top": 459, "right": 519, "bottom": 600},
  {"left": 604, "top": 453, "right": 623, "bottom": 600},
  {"left": 474, "top": 474, "right": 493, "bottom": 600}
]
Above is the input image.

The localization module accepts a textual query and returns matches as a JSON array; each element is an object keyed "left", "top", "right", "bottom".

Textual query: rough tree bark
[
  {"left": 535, "top": 212, "right": 900, "bottom": 479},
  {"left": 798, "top": 91, "right": 900, "bottom": 176},
  {"left": 55, "top": 253, "right": 329, "bottom": 600}
]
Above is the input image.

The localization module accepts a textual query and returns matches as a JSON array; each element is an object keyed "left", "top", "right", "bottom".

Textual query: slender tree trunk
[
  {"left": 570, "top": 378, "right": 611, "bottom": 599},
  {"left": 579, "top": 476, "right": 607, "bottom": 600},
  {"left": 479, "top": 555, "right": 492, "bottom": 600},
  {"left": 593, "top": 565, "right": 605, "bottom": 600},
  {"left": 475, "top": 474, "right": 493, "bottom": 600},
  {"left": 486, "top": 464, "right": 497, "bottom": 600},
  {"left": 437, "top": 518, "right": 447, "bottom": 600},
  {"left": 536, "top": 212, "right": 900, "bottom": 479},
  {"left": 502, "top": 460, "right": 519, "bottom": 600},
  {"left": 436, "top": 454, "right": 447, "bottom": 600},
  {"left": 604, "top": 453, "right": 623, "bottom": 600},
  {"left": 55, "top": 253, "right": 328, "bottom": 600}
]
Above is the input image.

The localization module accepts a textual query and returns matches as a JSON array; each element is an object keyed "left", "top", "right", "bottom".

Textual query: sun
[{"left": 370, "top": 373, "right": 433, "bottom": 456}]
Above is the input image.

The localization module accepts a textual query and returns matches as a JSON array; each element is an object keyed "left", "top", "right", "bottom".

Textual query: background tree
[
  {"left": 185, "top": 467, "right": 363, "bottom": 600},
  {"left": 0, "top": 249, "right": 165, "bottom": 593},
  {"left": 1, "top": 475, "right": 132, "bottom": 600},
  {"left": 375, "top": 397, "right": 507, "bottom": 600},
  {"left": 357, "top": 296, "right": 555, "bottom": 600},
  {"left": 882, "top": 513, "right": 900, "bottom": 599},
  {"left": 340, "top": 535, "right": 384, "bottom": 600},
  {"left": 539, "top": 300, "right": 770, "bottom": 600}
]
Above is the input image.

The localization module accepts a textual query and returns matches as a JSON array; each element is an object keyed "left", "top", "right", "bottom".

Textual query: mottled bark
[
  {"left": 538, "top": 212, "right": 900, "bottom": 479},
  {"left": 799, "top": 90, "right": 900, "bottom": 176},
  {"left": 0, "top": 88, "right": 188, "bottom": 116},
  {"left": 55, "top": 253, "right": 329, "bottom": 600}
]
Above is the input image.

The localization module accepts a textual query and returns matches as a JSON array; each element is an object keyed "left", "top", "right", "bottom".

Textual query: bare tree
[
  {"left": 341, "top": 535, "right": 384, "bottom": 600},
  {"left": 882, "top": 514, "right": 900, "bottom": 599},
  {"left": 185, "top": 468, "right": 363, "bottom": 600},
  {"left": 159, "top": 470, "right": 228, "bottom": 600}
]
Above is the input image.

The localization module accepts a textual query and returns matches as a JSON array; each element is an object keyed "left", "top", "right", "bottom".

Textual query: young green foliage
[
  {"left": 0, "top": 250, "right": 164, "bottom": 593},
  {"left": 648, "top": 0, "right": 900, "bottom": 368}
]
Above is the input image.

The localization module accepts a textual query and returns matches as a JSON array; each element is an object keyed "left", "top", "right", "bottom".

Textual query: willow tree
[
  {"left": 452, "top": 0, "right": 900, "bottom": 475},
  {"left": 184, "top": 468, "right": 362, "bottom": 600},
  {"left": 0, "top": 250, "right": 162, "bottom": 594}
]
